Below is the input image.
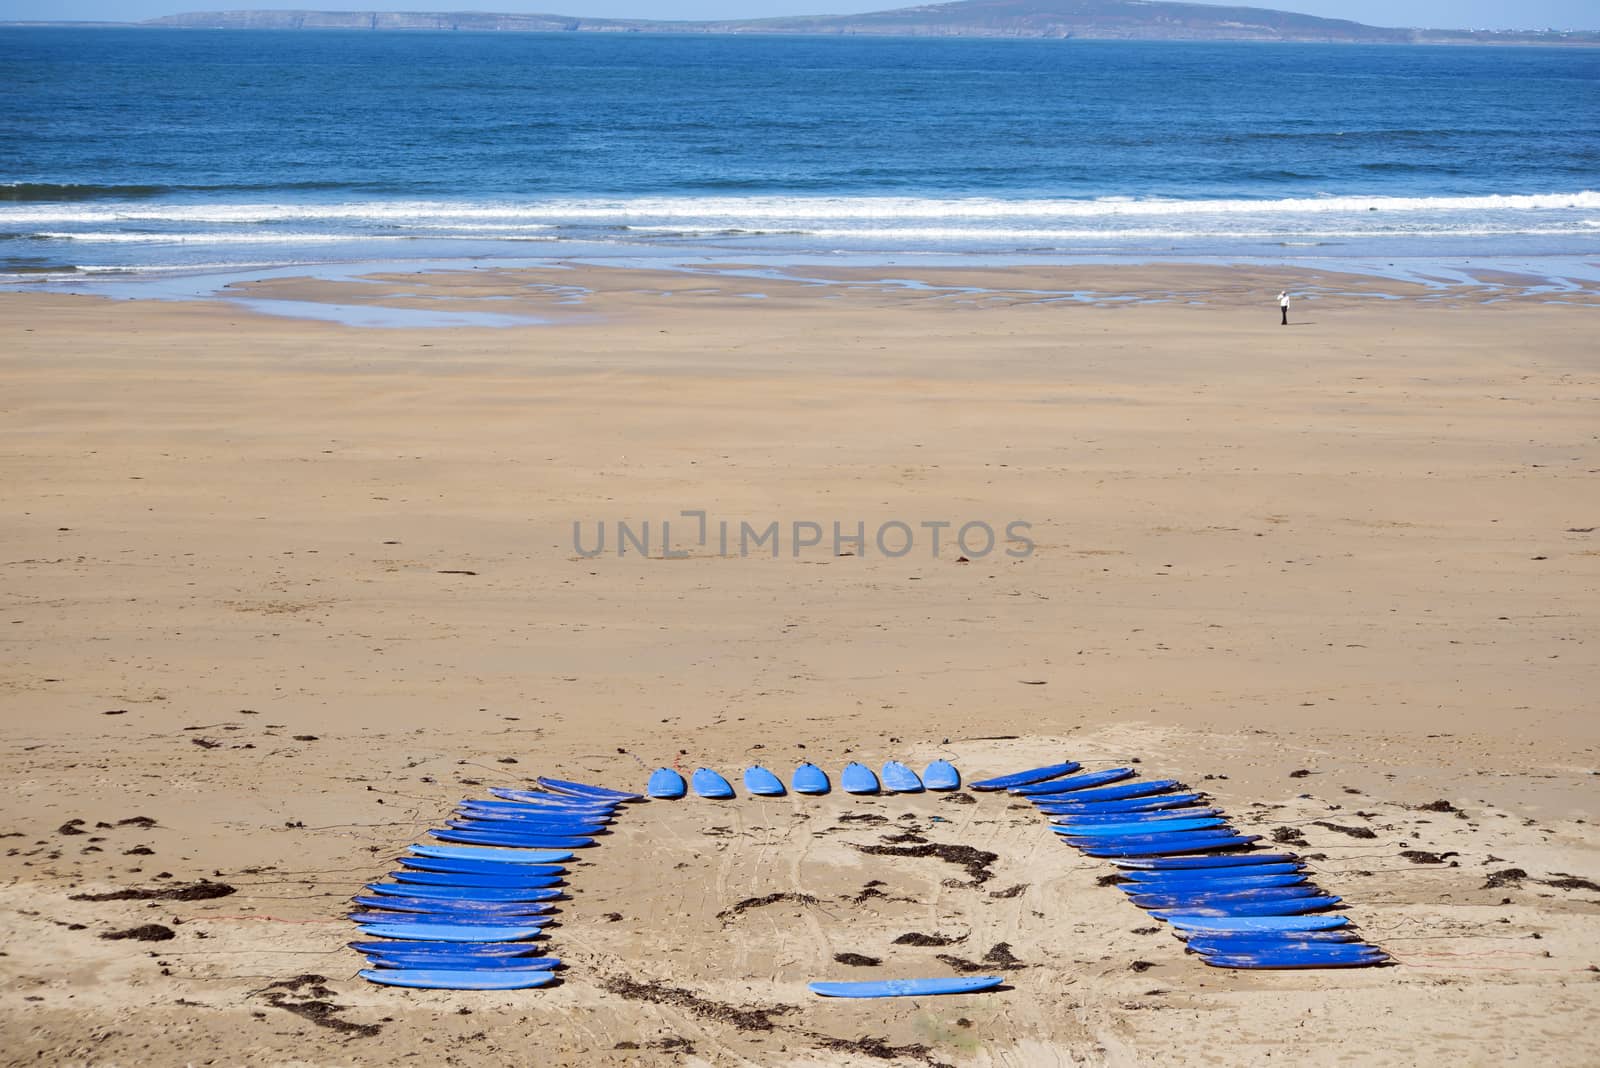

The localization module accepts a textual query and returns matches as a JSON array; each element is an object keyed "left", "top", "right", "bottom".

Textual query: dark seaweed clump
[
  {"left": 936, "top": 942, "right": 1026, "bottom": 973},
  {"left": 72, "top": 881, "right": 235, "bottom": 902},
  {"left": 258, "top": 975, "right": 381, "bottom": 1038},
  {"left": 853, "top": 843, "right": 998, "bottom": 885},
  {"left": 893, "top": 931, "right": 966, "bottom": 947},
  {"left": 716, "top": 892, "right": 819, "bottom": 920},
  {"left": 600, "top": 976, "right": 795, "bottom": 1032},
  {"left": 100, "top": 924, "right": 175, "bottom": 942}
]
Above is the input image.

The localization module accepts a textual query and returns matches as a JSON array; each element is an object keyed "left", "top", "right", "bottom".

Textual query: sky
[{"left": 2, "top": 1, "right": 1595, "bottom": 32}]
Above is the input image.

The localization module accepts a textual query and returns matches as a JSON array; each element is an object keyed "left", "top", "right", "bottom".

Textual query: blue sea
[{"left": 2, "top": 28, "right": 1597, "bottom": 280}]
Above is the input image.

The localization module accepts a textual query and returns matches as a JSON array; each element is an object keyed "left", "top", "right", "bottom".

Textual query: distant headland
[{"left": 9, "top": 1, "right": 1598, "bottom": 46}]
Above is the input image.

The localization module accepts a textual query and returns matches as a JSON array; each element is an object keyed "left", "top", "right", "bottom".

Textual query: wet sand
[{"left": 1, "top": 264, "right": 1597, "bottom": 1065}]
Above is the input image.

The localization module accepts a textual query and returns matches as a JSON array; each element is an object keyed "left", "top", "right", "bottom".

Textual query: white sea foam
[
  {"left": 32, "top": 231, "right": 407, "bottom": 243},
  {"left": 4, "top": 191, "right": 1596, "bottom": 228}
]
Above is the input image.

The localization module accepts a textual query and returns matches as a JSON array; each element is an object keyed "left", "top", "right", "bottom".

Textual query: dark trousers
[{"left": 1280, "top": 306, "right": 1288, "bottom": 325}]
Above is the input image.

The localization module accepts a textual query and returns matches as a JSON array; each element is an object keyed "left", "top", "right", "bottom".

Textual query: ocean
[{"left": 2, "top": 27, "right": 1597, "bottom": 280}]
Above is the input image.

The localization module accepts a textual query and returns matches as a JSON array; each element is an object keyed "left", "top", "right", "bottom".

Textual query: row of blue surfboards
[
  {"left": 646, "top": 759, "right": 960, "bottom": 798},
  {"left": 349, "top": 777, "right": 644, "bottom": 990},
  {"left": 984, "top": 759, "right": 1389, "bottom": 970}
]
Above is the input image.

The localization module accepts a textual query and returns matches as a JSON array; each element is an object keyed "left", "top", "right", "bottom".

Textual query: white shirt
[{"left": 1278, "top": 292, "right": 1290, "bottom": 308}]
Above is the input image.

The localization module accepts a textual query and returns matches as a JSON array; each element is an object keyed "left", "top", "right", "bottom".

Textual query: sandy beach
[{"left": 2, "top": 263, "right": 1597, "bottom": 1066}]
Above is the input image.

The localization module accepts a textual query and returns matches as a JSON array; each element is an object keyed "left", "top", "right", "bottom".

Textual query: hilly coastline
[{"left": 53, "top": 2, "right": 1600, "bottom": 46}]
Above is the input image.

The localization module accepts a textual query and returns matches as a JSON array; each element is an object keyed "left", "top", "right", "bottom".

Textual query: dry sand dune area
[{"left": 1, "top": 263, "right": 1597, "bottom": 1065}]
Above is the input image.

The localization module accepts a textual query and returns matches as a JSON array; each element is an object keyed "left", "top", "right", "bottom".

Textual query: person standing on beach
[{"left": 1278, "top": 289, "right": 1290, "bottom": 325}]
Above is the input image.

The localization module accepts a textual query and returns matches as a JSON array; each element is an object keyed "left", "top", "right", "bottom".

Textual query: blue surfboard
[
  {"left": 350, "top": 914, "right": 556, "bottom": 927},
  {"left": 352, "top": 896, "right": 557, "bottom": 915},
  {"left": 1198, "top": 948, "right": 1388, "bottom": 970},
  {"left": 1035, "top": 793, "right": 1205, "bottom": 815},
  {"left": 354, "top": 922, "right": 549, "bottom": 941},
  {"left": 1184, "top": 932, "right": 1364, "bottom": 950},
  {"left": 691, "top": 767, "right": 735, "bottom": 799},
  {"left": 809, "top": 976, "right": 1003, "bottom": 998},
  {"left": 447, "top": 818, "right": 606, "bottom": 836},
  {"left": 461, "top": 797, "right": 613, "bottom": 814},
  {"left": 969, "top": 761, "right": 1081, "bottom": 791},
  {"left": 1058, "top": 823, "right": 1248, "bottom": 842},
  {"left": 1123, "top": 872, "right": 1308, "bottom": 891},
  {"left": 1042, "top": 779, "right": 1181, "bottom": 804},
  {"left": 350, "top": 905, "right": 557, "bottom": 922},
  {"left": 646, "top": 768, "right": 686, "bottom": 799},
  {"left": 1010, "top": 767, "right": 1136, "bottom": 796},
  {"left": 472, "top": 794, "right": 615, "bottom": 814},
  {"left": 364, "top": 954, "right": 561, "bottom": 971},
  {"left": 393, "top": 870, "right": 567, "bottom": 889},
  {"left": 922, "top": 760, "right": 960, "bottom": 791},
  {"left": 1125, "top": 887, "right": 1323, "bottom": 910},
  {"left": 1152, "top": 895, "right": 1342, "bottom": 919},
  {"left": 1115, "top": 852, "right": 1300, "bottom": 871},
  {"left": 349, "top": 940, "right": 548, "bottom": 957},
  {"left": 1166, "top": 914, "right": 1350, "bottom": 934},
  {"left": 881, "top": 761, "right": 924, "bottom": 793},
  {"left": 1062, "top": 827, "right": 1255, "bottom": 847},
  {"left": 536, "top": 777, "right": 641, "bottom": 802},
  {"left": 360, "top": 967, "right": 558, "bottom": 990},
  {"left": 409, "top": 845, "right": 574, "bottom": 865},
  {"left": 1053, "top": 807, "right": 1221, "bottom": 826},
  {"left": 398, "top": 856, "right": 569, "bottom": 876},
  {"left": 841, "top": 762, "right": 880, "bottom": 794},
  {"left": 489, "top": 787, "right": 619, "bottom": 810},
  {"left": 455, "top": 805, "right": 609, "bottom": 823},
  {"left": 1054, "top": 817, "right": 1227, "bottom": 837},
  {"left": 367, "top": 882, "right": 562, "bottom": 901},
  {"left": 792, "top": 762, "right": 831, "bottom": 795},
  {"left": 1076, "top": 834, "right": 1262, "bottom": 858},
  {"left": 743, "top": 766, "right": 787, "bottom": 796},
  {"left": 428, "top": 828, "right": 594, "bottom": 849}
]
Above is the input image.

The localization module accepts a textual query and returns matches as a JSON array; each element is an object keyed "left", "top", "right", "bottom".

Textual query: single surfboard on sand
[
  {"left": 1122, "top": 872, "right": 1308, "bottom": 891},
  {"left": 409, "top": 845, "right": 574, "bottom": 865},
  {"left": 808, "top": 976, "right": 1003, "bottom": 998},
  {"left": 366, "top": 881, "right": 563, "bottom": 900},
  {"left": 1054, "top": 807, "right": 1221, "bottom": 826},
  {"left": 455, "top": 806, "right": 609, "bottom": 825},
  {"left": 969, "top": 761, "right": 1081, "bottom": 791},
  {"left": 349, "top": 940, "right": 547, "bottom": 957},
  {"left": 1125, "top": 887, "right": 1323, "bottom": 910},
  {"left": 1197, "top": 946, "right": 1388, "bottom": 969},
  {"left": 447, "top": 817, "right": 606, "bottom": 835},
  {"left": 1183, "top": 931, "right": 1363, "bottom": 950},
  {"left": 922, "top": 760, "right": 960, "bottom": 790},
  {"left": 364, "top": 953, "right": 561, "bottom": 971},
  {"left": 1053, "top": 817, "right": 1227, "bottom": 837},
  {"left": 881, "top": 761, "right": 924, "bottom": 793},
  {"left": 360, "top": 967, "right": 558, "bottom": 990},
  {"left": 489, "top": 787, "right": 618, "bottom": 810},
  {"left": 743, "top": 766, "right": 787, "bottom": 796},
  {"left": 1035, "top": 793, "right": 1205, "bottom": 815},
  {"left": 646, "top": 768, "right": 686, "bottom": 799},
  {"left": 427, "top": 828, "right": 594, "bottom": 849},
  {"left": 691, "top": 767, "right": 735, "bottom": 799},
  {"left": 351, "top": 895, "right": 557, "bottom": 915},
  {"left": 398, "top": 856, "right": 569, "bottom": 876},
  {"left": 393, "top": 870, "right": 568, "bottom": 888},
  {"left": 1115, "top": 852, "right": 1299, "bottom": 871},
  {"left": 348, "top": 910, "right": 557, "bottom": 926},
  {"left": 1074, "top": 834, "right": 1262, "bottom": 858},
  {"left": 1010, "top": 767, "right": 1136, "bottom": 796},
  {"left": 1152, "top": 897, "right": 1342, "bottom": 920},
  {"left": 792, "top": 763, "right": 831, "bottom": 795},
  {"left": 536, "top": 777, "right": 641, "bottom": 802},
  {"left": 1166, "top": 914, "right": 1349, "bottom": 934},
  {"left": 354, "top": 922, "right": 548, "bottom": 942},
  {"left": 841, "top": 762, "right": 880, "bottom": 794}
]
